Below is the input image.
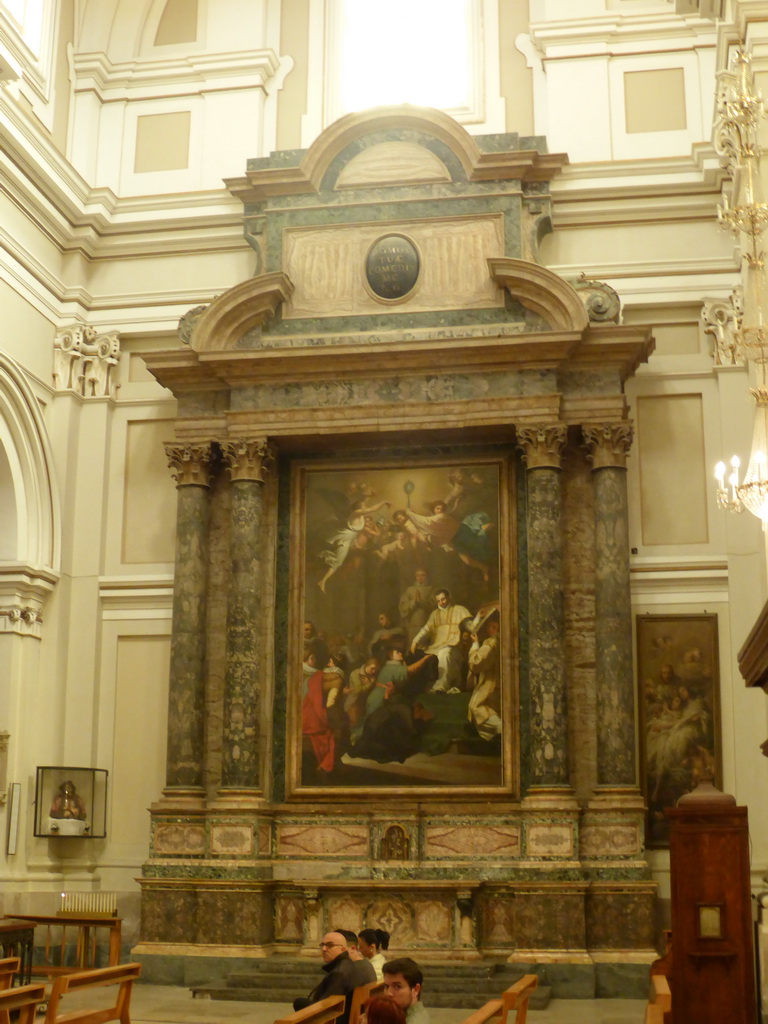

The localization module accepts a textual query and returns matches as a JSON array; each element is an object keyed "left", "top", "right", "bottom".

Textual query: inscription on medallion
[{"left": 366, "top": 234, "right": 420, "bottom": 300}]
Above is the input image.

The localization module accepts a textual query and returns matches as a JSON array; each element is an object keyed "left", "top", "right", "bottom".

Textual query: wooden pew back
[
  {"left": 0, "top": 982, "right": 47, "bottom": 1024},
  {"left": 0, "top": 957, "right": 20, "bottom": 992},
  {"left": 349, "top": 980, "right": 387, "bottom": 1024},
  {"left": 645, "top": 974, "right": 671, "bottom": 1024},
  {"left": 501, "top": 974, "right": 538, "bottom": 1024},
  {"left": 458, "top": 997, "right": 505, "bottom": 1024},
  {"left": 43, "top": 962, "right": 142, "bottom": 1024},
  {"left": 273, "top": 994, "right": 347, "bottom": 1024}
]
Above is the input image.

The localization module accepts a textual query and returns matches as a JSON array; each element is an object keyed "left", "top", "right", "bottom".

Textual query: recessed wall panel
[
  {"left": 122, "top": 420, "right": 176, "bottom": 564},
  {"left": 637, "top": 394, "right": 708, "bottom": 545},
  {"left": 112, "top": 636, "right": 170, "bottom": 846}
]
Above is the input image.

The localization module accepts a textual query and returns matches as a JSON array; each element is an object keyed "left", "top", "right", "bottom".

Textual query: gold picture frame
[
  {"left": 287, "top": 454, "right": 517, "bottom": 796},
  {"left": 637, "top": 613, "right": 721, "bottom": 848}
]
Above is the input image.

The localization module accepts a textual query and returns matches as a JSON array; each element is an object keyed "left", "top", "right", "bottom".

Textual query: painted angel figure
[{"left": 315, "top": 484, "right": 391, "bottom": 592}]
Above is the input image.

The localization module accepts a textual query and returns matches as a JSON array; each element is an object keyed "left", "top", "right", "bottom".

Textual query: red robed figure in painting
[{"left": 302, "top": 670, "right": 335, "bottom": 772}]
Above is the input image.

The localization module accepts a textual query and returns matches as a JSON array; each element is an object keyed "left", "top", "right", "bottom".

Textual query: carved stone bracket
[
  {"left": 582, "top": 423, "right": 634, "bottom": 470},
  {"left": 53, "top": 325, "right": 121, "bottom": 397},
  {"left": 569, "top": 275, "right": 622, "bottom": 324},
  {"left": 516, "top": 425, "right": 567, "bottom": 469},
  {"left": 164, "top": 443, "right": 215, "bottom": 487},
  {"left": 220, "top": 438, "right": 275, "bottom": 483},
  {"left": 702, "top": 289, "right": 745, "bottom": 366},
  {"left": 177, "top": 305, "right": 208, "bottom": 346}
]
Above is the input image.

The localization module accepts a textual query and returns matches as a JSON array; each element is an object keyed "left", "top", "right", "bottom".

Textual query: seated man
[
  {"left": 293, "top": 931, "right": 375, "bottom": 1024},
  {"left": 383, "top": 957, "right": 429, "bottom": 1024}
]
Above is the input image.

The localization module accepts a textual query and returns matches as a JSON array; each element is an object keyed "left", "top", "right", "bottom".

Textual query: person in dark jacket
[{"left": 293, "top": 931, "right": 375, "bottom": 1024}]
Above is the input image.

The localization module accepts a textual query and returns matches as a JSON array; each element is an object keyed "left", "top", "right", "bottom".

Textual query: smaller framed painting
[{"left": 637, "top": 613, "right": 721, "bottom": 848}]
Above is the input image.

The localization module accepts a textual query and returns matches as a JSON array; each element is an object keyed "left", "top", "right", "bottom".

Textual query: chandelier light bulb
[{"left": 715, "top": 461, "right": 726, "bottom": 483}]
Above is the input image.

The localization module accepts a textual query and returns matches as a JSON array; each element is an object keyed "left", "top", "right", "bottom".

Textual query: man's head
[
  {"left": 383, "top": 958, "right": 423, "bottom": 1007},
  {"left": 303, "top": 620, "right": 317, "bottom": 640},
  {"left": 386, "top": 645, "right": 404, "bottom": 662},
  {"left": 415, "top": 568, "right": 428, "bottom": 585},
  {"left": 435, "top": 589, "right": 450, "bottom": 609},
  {"left": 337, "top": 929, "right": 363, "bottom": 960},
  {"left": 378, "top": 612, "right": 392, "bottom": 628},
  {"left": 319, "top": 931, "right": 347, "bottom": 963}
]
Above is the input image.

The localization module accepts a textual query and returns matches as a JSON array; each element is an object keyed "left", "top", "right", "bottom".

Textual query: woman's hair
[
  {"left": 365, "top": 997, "right": 405, "bottom": 1024},
  {"left": 359, "top": 927, "right": 390, "bottom": 950}
]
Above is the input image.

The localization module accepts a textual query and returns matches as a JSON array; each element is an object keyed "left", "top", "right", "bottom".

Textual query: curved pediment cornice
[{"left": 488, "top": 258, "right": 590, "bottom": 333}]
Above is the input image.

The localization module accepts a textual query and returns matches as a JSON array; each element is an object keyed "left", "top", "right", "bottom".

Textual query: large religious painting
[
  {"left": 637, "top": 614, "right": 721, "bottom": 848},
  {"left": 289, "top": 456, "right": 514, "bottom": 793}
]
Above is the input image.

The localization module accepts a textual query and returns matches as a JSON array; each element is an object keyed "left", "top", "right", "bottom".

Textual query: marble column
[
  {"left": 583, "top": 423, "right": 637, "bottom": 788},
  {"left": 163, "top": 442, "right": 214, "bottom": 800},
  {"left": 218, "top": 438, "right": 273, "bottom": 794},
  {"left": 517, "top": 425, "right": 570, "bottom": 790}
]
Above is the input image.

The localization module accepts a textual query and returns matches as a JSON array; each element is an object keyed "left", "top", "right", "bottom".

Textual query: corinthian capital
[
  {"left": 582, "top": 423, "right": 633, "bottom": 469},
  {"left": 516, "top": 425, "right": 567, "bottom": 469},
  {"left": 164, "top": 443, "right": 215, "bottom": 487},
  {"left": 220, "top": 438, "right": 274, "bottom": 483}
]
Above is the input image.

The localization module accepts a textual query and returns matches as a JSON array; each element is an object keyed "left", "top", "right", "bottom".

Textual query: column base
[
  {"left": 587, "top": 785, "right": 645, "bottom": 810},
  {"left": 523, "top": 785, "right": 579, "bottom": 810},
  {"left": 152, "top": 787, "right": 206, "bottom": 813},
  {"left": 209, "top": 789, "right": 267, "bottom": 810}
]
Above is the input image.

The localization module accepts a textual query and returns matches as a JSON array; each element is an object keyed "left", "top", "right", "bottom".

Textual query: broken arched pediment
[
  {"left": 488, "top": 258, "right": 590, "bottom": 333},
  {"left": 189, "top": 272, "right": 294, "bottom": 352}
]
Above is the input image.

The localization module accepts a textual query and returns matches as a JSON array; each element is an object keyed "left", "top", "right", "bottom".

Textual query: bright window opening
[
  {"left": 1, "top": 0, "right": 44, "bottom": 55},
  {"left": 337, "top": 0, "right": 473, "bottom": 115}
]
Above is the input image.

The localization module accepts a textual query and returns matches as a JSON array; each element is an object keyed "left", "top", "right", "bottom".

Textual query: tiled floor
[{"left": 98, "top": 984, "right": 647, "bottom": 1024}]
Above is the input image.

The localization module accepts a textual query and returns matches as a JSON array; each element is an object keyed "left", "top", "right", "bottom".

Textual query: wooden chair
[
  {"left": 43, "top": 962, "right": 141, "bottom": 1024},
  {"left": 349, "top": 980, "right": 386, "bottom": 1024},
  {"left": 273, "top": 995, "right": 348, "bottom": 1024},
  {"left": 0, "top": 982, "right": 47, "bottom": 1024},
  {"left": 501, "top": 974, "right": 538, "bottom": 1024},
  {"left": 644, "top": 974, "right": 671, "bottom": 1024},
  {"left": 458, "top": 998, "right": 505, "bottom": 1024}
]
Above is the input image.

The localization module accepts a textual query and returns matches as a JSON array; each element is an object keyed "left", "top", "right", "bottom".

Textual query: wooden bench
[
  {"left": 501, "top": 974, "right": 538, "bottom": 1024},
  {"left": 42, "top": 963, "right": 142, "bottom": 1024},
  {"left": 274, "top": 994, "right": 347, "bottom": 1024},
  {"left": 644, "top": 974, "right": 671, "bottom": 1024},
  {"left": 0, "top": 982, "right": 47, "bottom": 1024},
  {"left": 349, "top": 980, "right": 386, "bottom": 1024}
]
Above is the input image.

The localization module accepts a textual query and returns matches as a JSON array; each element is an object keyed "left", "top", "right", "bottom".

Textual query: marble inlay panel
[
  {"left": 366, "top": 897, "right": 416, "bottom": 944},
  {"left": 586, "top": 890, "right": 654, "bottom": 949},
  {"left": 153, "top": 823, "right": 206, "bottom": 855},
  {"left": 210, "top": 823, "right": 254, "bottom": 855},
  {"left": 275, "top": 895, "right": 304, "bottom": 941},
  {"left": 424, "top": 825, "right": 520, "bottom": 858},
  {"left": 526, "top": 823, "right": 574, "bottom": 858},
  {"left": 259, "top": 823, "right": 272, "bottom": 854},
  {"left": 284, "top": 216, "right": 504, "bottom": 318},
  {"left": 415, "top": 899, "right": 453, "bottom": 942},
  {"left": 581, "top": 824, "right": 640, "bottom": 858},
  {"left": 277, "top": 825, "right": 369, "bottom": 857},
  {"left": 326, "top": 896, "right": 365, "bottom": 933},
  {"left": 483, "top": 898, "right": 514, "bottom": 945}
]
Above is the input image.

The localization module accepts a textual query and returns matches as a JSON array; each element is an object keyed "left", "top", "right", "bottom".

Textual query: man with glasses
[{"left": 292, "top": 930, "right": 375, "bottom": 1024}]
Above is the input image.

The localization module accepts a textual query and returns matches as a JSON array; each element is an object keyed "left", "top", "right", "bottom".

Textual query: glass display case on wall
[{"left": 33, "top": 767, "right": 108, "bottom": 838}]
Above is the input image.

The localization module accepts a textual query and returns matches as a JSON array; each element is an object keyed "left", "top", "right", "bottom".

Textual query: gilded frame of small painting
[
  {"left": 637, "top": 613, "right": 721, "bottom": 848},
  {"left": 287, "top": 453, "right": 517, "bottom": 796}
]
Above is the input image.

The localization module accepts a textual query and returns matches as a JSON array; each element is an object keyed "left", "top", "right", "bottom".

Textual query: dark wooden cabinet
[{"left": 667, "top": 795, "right": 756, "bottom": 1024}]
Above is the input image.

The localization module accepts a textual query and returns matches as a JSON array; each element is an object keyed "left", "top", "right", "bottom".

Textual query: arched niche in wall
[{"left": 0, "top": 352, "right": 61, "bottom": 636}]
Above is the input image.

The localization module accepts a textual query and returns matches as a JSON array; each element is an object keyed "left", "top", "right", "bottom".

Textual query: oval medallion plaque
[{"left": 365, "top": 234, "right": 420, "bottom": 300}]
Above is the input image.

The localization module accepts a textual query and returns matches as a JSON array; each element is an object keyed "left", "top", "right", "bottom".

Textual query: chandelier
[{"left": 713, "top": 49, "right": 768, "bottom": 526}]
